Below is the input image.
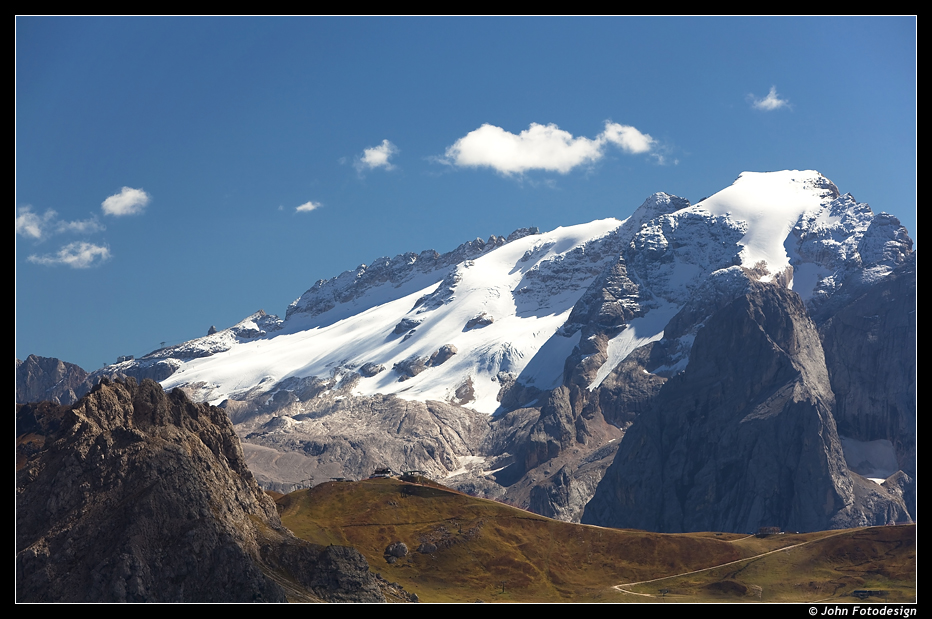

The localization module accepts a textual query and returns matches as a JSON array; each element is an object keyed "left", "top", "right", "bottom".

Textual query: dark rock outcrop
[
  {"left": 16, "top": 377, "right": 383, "bottom": 602},
  {"left": 464, "top": 313, "right": 494, "bottom": 330},
  {"left": 384, "top": 541, "right": 409, "bottom": 559},
  {"left": 393, "top": 318, "right": 421, "bottom": 335},
  {"left": 359, "top": 362, "right": 385, "bottom": 377},
  {"left": 393, "top": 356, "right": 428, "bottom": 380},
  {"left": 428, "top": 344, "right": 458, "bottom": 366},
  {"left": 819, "top": 256, "right": 916, "bottom": 478},
  {"left": 582, "top": 284, "right": 910, "bottom": 533}
]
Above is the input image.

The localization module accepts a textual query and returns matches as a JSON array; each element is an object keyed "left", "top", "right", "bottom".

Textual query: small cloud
[
  {"left": 15, "top": 206, "right": 56, "bottom": 239},
  {"left": 749, "top": 86, "right": 790, "bottom": 111},
  {"left": 600, "top": 123, "right": 655, "bottom": 154},
  {"left": 354, "top": 139, "right": 399, "bottom": 172},
  {"left": 441, "top": 121, "right": 656, "bottom": 176},
  {"left": 295, "top": 201, "right": 322, "bottom": 213},
  {"left": 27, "top": 241, "right": 111, "bottom": 268},
  {"left": 16, "top": 206, "right": 104, "bottom": 240},
  {"left": 55, "top": 217, "right": 104, "bottom": 235},
  {"left": 102, "top": 187, "right": 150, "bottom": 216}
]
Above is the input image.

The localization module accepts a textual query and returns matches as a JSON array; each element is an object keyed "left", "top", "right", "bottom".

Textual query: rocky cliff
[
  {"left": 819, "top": 254, "right": 916, "bottom": 506},
  {"left": 582, "top": 284, "right": 911, "bottom": 533},
  {"left": 16, "top": 377, "right": 384, "bottom": 602},
  {"left": 16, "top": 354, "right": 90, "bottom": 406}
]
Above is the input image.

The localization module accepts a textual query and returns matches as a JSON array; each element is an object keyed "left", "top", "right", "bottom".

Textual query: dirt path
[{"left": 612, "top": 529, "right": 852, "bottom": 598}]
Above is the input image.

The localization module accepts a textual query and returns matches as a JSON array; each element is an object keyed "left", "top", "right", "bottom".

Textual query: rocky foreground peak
[{"left": 16, "top": 377, "right": 384, "bottom": 602}]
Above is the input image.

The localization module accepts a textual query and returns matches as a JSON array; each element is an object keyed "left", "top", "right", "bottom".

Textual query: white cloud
[
  {"left": 441, "top": 121, "right": 656, "bottom": 175},
  {"left": 56, "top": 218, "right": 103, "bottom": 234},
  {"left": 101, "top": 187, "right": 150, "bottom": 216},
  {"left": 16, "top": 206, "right": 104, "bottom": 240},
  {"left": 600, "top": 123, "right": 655, "bottom": 154},
  {"left": 15, "top": 207, "right": 56, "bottom": 239},
  {"left": 355, "top": 139, "right": 399, "bottom": 172},
  {"left": 750, "top": 86, "right": 790, "bottom": 111},
  {"left": 295, "top": 201, "right": 322, "bottom": 213},
  {"left": 27, "top": 241, "right": 111, "bottom": 268}
]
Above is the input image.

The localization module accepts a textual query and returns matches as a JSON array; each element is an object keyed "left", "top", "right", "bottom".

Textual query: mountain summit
[
  {"left": 95, "top": 170, "right": 915, "bottom": 532},
  {"left": 16, "top": 377, "right": 385, "bottom": 602}
]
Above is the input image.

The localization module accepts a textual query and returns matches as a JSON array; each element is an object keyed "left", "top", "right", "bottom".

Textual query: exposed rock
[
  {"left": 393, "top": 318, "right": 421, "bottom": 335},
  {"left": 384, "top": 542, "right": 408, "bottom": 559},
  {"left": 242, "top": 395, "right": 492, "bottom": 486},
  {"left": 495, "top": 371, "right": 544, "bottom": 411},
  {"left": 505, "top": 226, "right": 540, "bottom": 242},
  {"left": 819, "top": 255, "right": 916, "bottom": 484},
  {"left": 208, "top": 325, "right": 218, "bottom": 335},
  {"left": 92, "top": 358, "right": 183, "bottom": 386},
  {"left": 393, "top": 356, "right": 428, "bottom": 380},
  {"left": 522, "top": 386, "right": 576, "bottom": 473},
  {"left": 428, "top": 344, "right": 457, "bottom": 366},
  {"left": 464, "top": 313, "right": 494, "bottom": 330},
  {"left": 582, "top": 284, "right": 910, "bottom": 533},
  {"left": 230, "top": 310, "right": 283, "bottom": 339},
  {"left": 560, "top": 259, "right": 643, "bottom": 339},
  {"left": 594, "top": 342, "right": 668, "bottom": 427},
  {"left": 263, "top": 543, "right": 383, "bottom": 602},
  {"left": 16, "top": 378, "right": 384, "bottom": 602},
  {"left": 453, "top": 376, "right": 475, "bottom": 405},
  {"left": 882, "top": 471, "right": 916, "bottom": 521},
  {"left": 359, "top": 362, "right": 385, "bottom": 377},
  {"left": 528, "top": 460, "right": 614, "bottom": 523},
  {"left": 16, "top": 354, "right": 90, "bottom": 406}
]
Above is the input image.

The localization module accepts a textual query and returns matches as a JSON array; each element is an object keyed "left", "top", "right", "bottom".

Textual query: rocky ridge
[{"left": 16, "top": 377, "right": 385, "bottom": 602}]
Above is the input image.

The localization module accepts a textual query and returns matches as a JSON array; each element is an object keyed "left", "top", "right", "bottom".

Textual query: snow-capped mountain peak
[{"left": 130, "top": 171, "right": 910, "bottom": 418}]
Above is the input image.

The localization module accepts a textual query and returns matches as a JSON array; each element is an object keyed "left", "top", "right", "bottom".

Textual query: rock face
[
  {"left": 241, "top": 393, "right": 493, "bottom": 490},
  {"left": 582, "top": 284, "right": 910, "bottom": 533},
  {"left": 16, "top": 377, "right": 384, "bottom": 603},
  {"left": 16, "top": 354, "right": 90, "bottom": 406},
  {"left": 819, "top": 256, "right": 917, "bottom": 486},
  {"left": 817, "top": 255, "right": 916, "bottom": 522}
]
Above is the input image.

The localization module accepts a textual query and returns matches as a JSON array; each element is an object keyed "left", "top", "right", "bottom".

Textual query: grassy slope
[{"left": 277, "top": 478, "right": 916, "bottom": 603}]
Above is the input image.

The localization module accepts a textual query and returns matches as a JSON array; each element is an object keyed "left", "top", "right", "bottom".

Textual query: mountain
[
  {"left": 16, "top": 377, "right": 385, "bottom": 602},
  {"left": 581, "top": 283, "right": 909, "bottom": 532},
  {"left": 16, "top": 354, "right": 90, "bottom": 406},
  {"left": 59, "top": 170, "right": 915, "bottom": 533}
]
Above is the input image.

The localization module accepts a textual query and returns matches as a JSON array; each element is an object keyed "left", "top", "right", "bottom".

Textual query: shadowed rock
[
  {"left": 16, "top": 377, "right": 384, "bottom": 602},
  {"left": 583, "top": 284, "right": 910, "bottom": 533}
]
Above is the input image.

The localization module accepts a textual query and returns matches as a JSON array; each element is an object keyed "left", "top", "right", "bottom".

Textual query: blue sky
[{"left": 15, "top": 17, "right": 916, "bottom": 371}]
